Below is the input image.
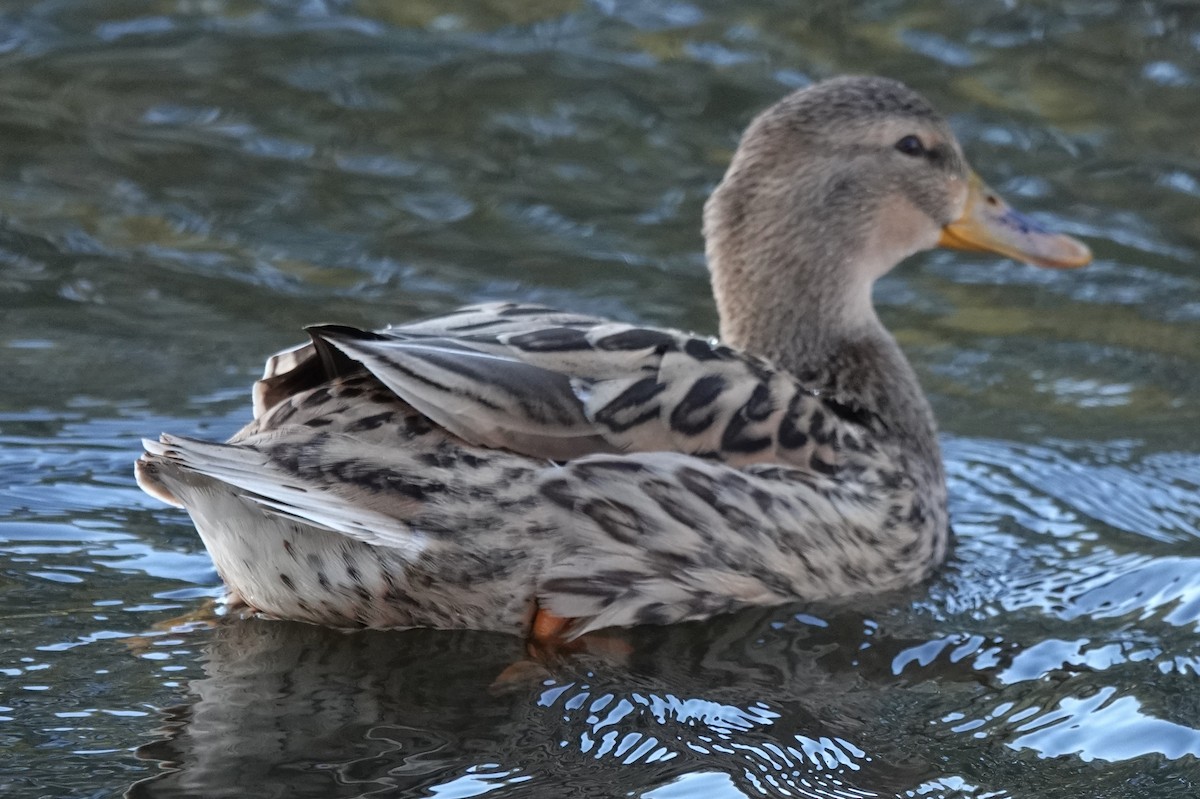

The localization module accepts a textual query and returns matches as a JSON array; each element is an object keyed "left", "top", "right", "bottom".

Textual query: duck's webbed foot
[{"left": 491, "top": 605, "right": 634, "bottom": 690}]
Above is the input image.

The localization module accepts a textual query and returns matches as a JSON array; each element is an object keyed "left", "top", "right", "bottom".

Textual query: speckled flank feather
[{"left": 136, "top": 76, "right": 1087, "bottom": 638}]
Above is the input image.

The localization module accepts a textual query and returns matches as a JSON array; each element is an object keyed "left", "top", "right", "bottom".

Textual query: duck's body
[
  {"left": 140, "top": 303, "right": 947, "bottom": 635},
  {"left": 136, "top": 77, "right": 1089, "bottom": 639}
]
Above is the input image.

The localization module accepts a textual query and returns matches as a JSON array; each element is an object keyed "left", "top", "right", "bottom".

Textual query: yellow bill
[{"left": 938, "top": 171, "right": 1092, "bottom": 269}]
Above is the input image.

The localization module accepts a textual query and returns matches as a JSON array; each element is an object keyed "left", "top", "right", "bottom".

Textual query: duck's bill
[{"left": 938, "top": 172, "right": 1091, "bottom": 269}]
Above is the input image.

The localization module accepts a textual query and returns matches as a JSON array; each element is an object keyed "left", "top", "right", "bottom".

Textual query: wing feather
[{"left": 251, "top": 302, "right": 878, "bottom": 471}]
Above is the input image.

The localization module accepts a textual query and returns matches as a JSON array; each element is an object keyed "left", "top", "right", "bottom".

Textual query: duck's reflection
[
  {"left": 126, "top": 606, "right": 991, "bottom": 798},
  {"left": 127, "top": 621, "right": 536, "bottom": 797}
]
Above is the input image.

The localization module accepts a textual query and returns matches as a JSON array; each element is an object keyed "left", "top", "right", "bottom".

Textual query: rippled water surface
[{"left": 1, "top": 1, "right": 1198, "bottom": 797}]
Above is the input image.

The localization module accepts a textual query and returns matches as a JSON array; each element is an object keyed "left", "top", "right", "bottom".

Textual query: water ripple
[
  {"left": 1014, "top": 686, "right": 1200, "bottom": 762},
  {"left": 1, "top": 1, "right": 1198, "bottom": 798},
  {"left": 948, "top": 437, "right": 1200, "bottom": 545}
]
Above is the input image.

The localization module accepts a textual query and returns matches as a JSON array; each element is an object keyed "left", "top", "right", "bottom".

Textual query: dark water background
[{"left": 1, "top": 1, "right": 1198, "bottom": 796}]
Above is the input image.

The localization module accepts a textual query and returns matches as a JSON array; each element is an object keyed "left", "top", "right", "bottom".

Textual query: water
[{"left": 1, "top": 1, "right": 1198, "bottom": 796}]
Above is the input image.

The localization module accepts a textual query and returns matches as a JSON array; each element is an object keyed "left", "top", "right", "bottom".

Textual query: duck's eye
[{"left": 894, "top": 135, "right": 926, "bottom": 157}]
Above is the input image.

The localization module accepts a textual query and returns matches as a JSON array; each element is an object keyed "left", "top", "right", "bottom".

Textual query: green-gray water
[{"left": 2, "top": 1, "right": 1198, "bottom": 797}]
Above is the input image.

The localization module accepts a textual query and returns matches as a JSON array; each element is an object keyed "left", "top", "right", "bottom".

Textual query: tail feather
[
  {"left": 134, "top": 442, "right": 185, "bottom": 508},
  {"left": 137, "top": 434, "right": 427, "bottom": 556}
]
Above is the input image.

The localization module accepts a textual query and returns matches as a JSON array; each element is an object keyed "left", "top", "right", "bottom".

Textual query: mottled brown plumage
[{"left": 136, "top": 76, "right": 1090, "bottom": 638}]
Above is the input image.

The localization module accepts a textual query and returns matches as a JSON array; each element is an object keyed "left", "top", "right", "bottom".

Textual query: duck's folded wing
[
  {"left": 260, "top": 303, "right": 880, "bottom": 469},
  {"left": 252, "top": 303, "right": 607, "bottom": 419},
  {"left": 301, "top": 330, "right": 619, "bottom": 460}
]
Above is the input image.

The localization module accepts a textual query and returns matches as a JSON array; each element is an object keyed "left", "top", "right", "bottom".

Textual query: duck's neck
[{"left": 708, "top": 244, "right": 941, "bottom": 469}]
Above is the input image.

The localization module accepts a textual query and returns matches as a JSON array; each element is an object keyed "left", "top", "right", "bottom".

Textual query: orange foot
[
  {"left": 491, "top": 606, "right": 635, "bottom": 689},
  {"left": 530, "top": 608, "right": 632, "bottom": 656},
  {"left": 529, "top": 607, "right": 575, "bottom": 652},
  {"left": 493, "top": 608, "right": 634, "bottom": 689},
  {"left": 122, "top": 599, "right": 221, "bottom": 654}
]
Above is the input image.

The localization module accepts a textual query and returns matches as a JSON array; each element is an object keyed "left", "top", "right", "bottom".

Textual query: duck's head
[{"left": 705, "top": 76, "right": 1091, "bottom": 360}]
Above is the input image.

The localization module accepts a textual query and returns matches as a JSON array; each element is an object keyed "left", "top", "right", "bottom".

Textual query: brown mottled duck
[{"left": 136, "top": 76, "right": 1091, "bottom": 645}]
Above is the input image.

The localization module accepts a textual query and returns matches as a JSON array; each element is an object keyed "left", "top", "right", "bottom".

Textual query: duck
[{"left": 135, "top": 76, "right": 1091, "bottom": 645}]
